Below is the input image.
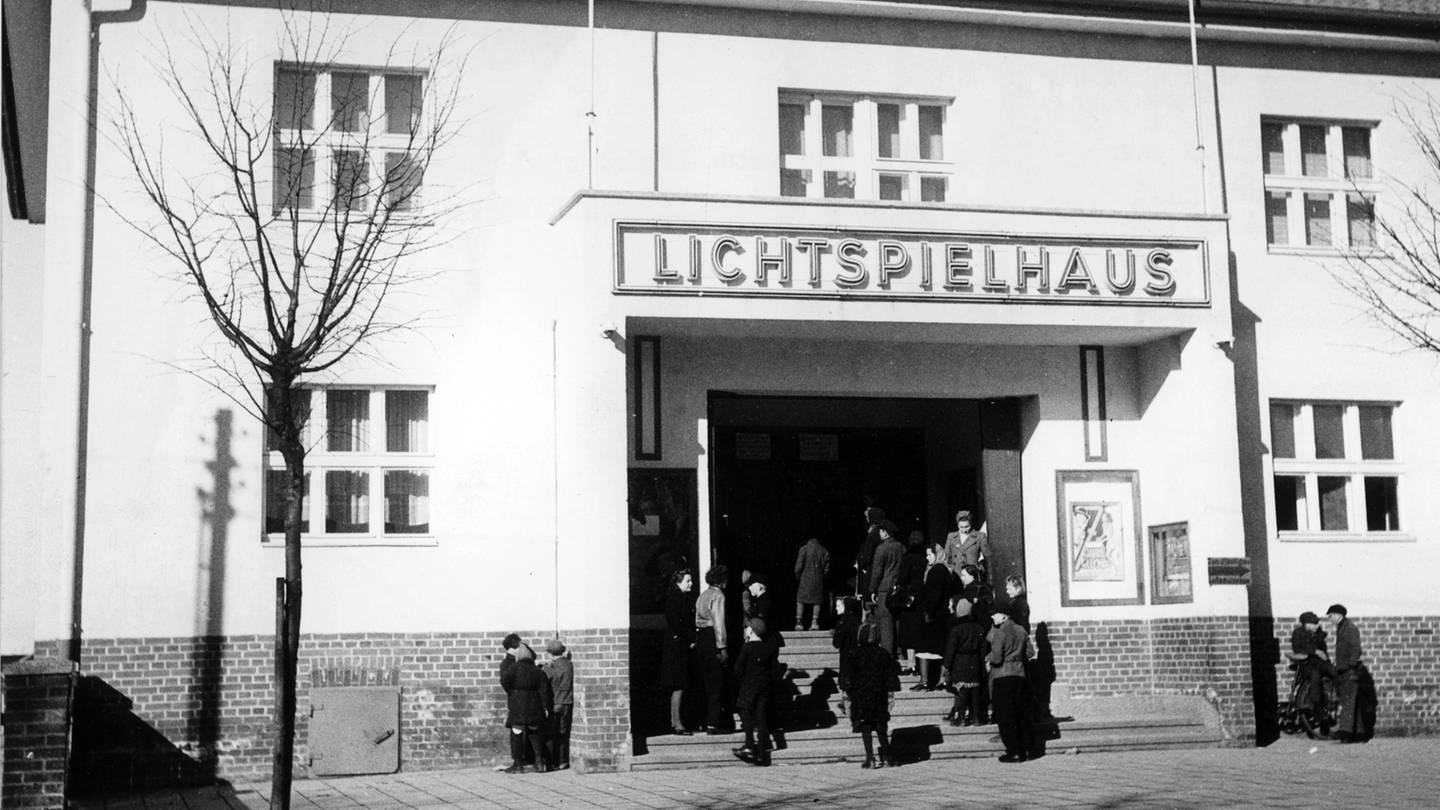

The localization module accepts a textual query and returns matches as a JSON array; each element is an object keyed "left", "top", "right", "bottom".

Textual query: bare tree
[
  {"left": 107, "top": 7, "right": 463, "bottom": 807},
  {"left": 1335, "top": 92, "right": 1440, "bottom": 355}
]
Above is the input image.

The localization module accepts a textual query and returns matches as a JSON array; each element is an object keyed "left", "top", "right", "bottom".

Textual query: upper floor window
[
  {"left": 263, "top": 386, "right": 434, "bottom": 545},
  {"left": 272, "top": 65, "right": 426, "bottom": 214},
  {"left": 1261, "top": 119, "right": 1378, "bottom": 251},
  {"left": 1270, "top": 400, "right": 1402, "bottom": 539},
  {"left": 779, "top": 93, "right": 952, "bottom": 203}
]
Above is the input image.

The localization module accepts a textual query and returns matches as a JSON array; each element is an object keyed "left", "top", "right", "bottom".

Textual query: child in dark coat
[
  {"left": 501, "top": 644, "right": 552, "bottom": 773},
  {"left": 832, "top": 596, "right": 862, "bottom": 715},
  {"left": 942, "top": 597, "right": 988, "bottom": 726},
  {"left": 844, "top": 614, "right": 901, "bottom": 769},
  {"left": 733, "top": 618, "right": 780, "bottom": 766}
]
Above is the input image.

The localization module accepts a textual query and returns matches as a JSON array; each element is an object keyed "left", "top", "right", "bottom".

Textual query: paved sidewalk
[{"left": 74, "top": 736, "right": 1439, "bottom": 809}]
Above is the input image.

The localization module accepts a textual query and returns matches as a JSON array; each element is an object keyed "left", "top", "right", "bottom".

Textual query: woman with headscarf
[
  {"left": 662, "top": 568, "right": 696, "bottom": 735},
  {"left": 909, "top": 542, "right": 953, "bottom": 691}
]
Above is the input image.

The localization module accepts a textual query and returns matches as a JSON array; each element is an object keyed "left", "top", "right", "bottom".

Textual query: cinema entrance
[{"left": 706, "top": 393, "right": 1025, "bottom": 627}]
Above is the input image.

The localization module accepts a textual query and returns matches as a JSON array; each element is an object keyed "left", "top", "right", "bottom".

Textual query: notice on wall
[
  {"left": 735, "top": 432, "right": 772, "bottom": 461},
  {"left": 798, "top": 433, "right": 839, "bottom": 461},
  {"left": 1149, "top": 521, "right": 1193, "bottom": 604},
  {"left": 1207, "top": 557, "right": 1252, "bottom": 586}
]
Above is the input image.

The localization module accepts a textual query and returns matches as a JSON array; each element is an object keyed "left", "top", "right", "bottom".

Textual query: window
[
  {"left": 1261, "top": 119, "right": 1380, "bottom": 251},
  {"left": 272, "top": 65, "right": 426, "bottom": 214},
  {"left": 264, "top": 387, "right": 434, "bottom": 543},
  {"left": 779, "top": 92, "right": 952, "bottom": 202},
  {"left": 1270, "top": 401, "right": 1403, "bottom": 537}
]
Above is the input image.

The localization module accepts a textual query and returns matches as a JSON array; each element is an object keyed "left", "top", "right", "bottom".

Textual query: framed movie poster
[
  {"left": 1056, "top": 470, "right": 1144, "bottom": 607},
  {"left": 1149, "top": 521, "right": 1193, "bottom": 604}
]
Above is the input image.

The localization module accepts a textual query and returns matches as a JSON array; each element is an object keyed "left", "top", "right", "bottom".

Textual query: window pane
[
  {"left": 1358, "top": 405, "right": 1393, "bottom": 460},
  {"left": 878, "top": 173, "right": 904, "bottom": 201},
  {"left": 325, "top": 470, "right": 370, "bottom": 533},
  {"left": 265, "top": 388, "right": 312, "bottom": 451},
  {"left": 918, "top": 105, "right": 943, "bottom": 160},
  {"left": 1261, "top": 122, "right": 1285, "bottom": 175},
  {"left": 265, "top": 469, "right": 310, "bottom": 534},
  {"left": 920, "top": 175, "right": 947, "bottom": 203},
  {"left": 823, "top": 171, "right": 855, "bottom": 199},
  {"left": 385, "top": 74, "right": 422, "bottom": 134},
  {"left": 1347, "top": 194, "right": 1375, "bottom": 249},
  {"left": 384, "top": 470, "right": 430, "bottom": 534},
  {"left": 1364, "top": 476, "right": 1399, "bottom": 531},
  {"left": 1343, "top": 127, "right": 1372, "bottom": 179},
  {"left": 386, "top": 390, "right": 429, "bottom": 452},
  {"left": 778, "top": 103, "right": 806, "bottom": 156},
  {"left": 821, "top": 105, "right": 852, "bottom": 157},
  {"left": 273, "top": 147, "right": 315, "bottom": 211},
  {"left": 877, "top": 103, "right": 900, "bottom": 159},
  {"left": 1274, "top": 475, "right": 1306, "bottom": 531},
  {"left": 1266, "top": 192, "right": 1289, "bottom": 246},
  {"left": 274, "top": 67, "right": 315, "bottom": 130},
  {"left": 1300, "top": 125, "right": 1328, "bottom": 177},
  {"left": 779, "top": 169, "right": 810, "bottom": 197},
  {"left": 327, "top": 390, "right": 370, "bottom": 452},
  {"left": 383, "top": 152, "right": 422, "bottom": 212},
  {"left": 1313, "top": 404, "right": 1345, "bottom": 459},
  {"left": 1304, "top": 194, "right": 1331, "bottom": 247},
  {"left": 333, "top": 150, "right": 369, "bottom": 212},
  {"left": 331, "top": 71, "right": 369, "bottom": 133},
  {"left": 1318, "top": 476, "right": 1348, "bottom": 530},
  {"left": 1269, "top": 402, "right": 1296, "bottom": 458}
]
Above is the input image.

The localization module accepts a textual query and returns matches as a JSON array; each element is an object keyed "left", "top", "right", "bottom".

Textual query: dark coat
[
  {"left": 542, "top": 656, "right": 574, "bottom": 707},
  {"left": 943, "top": 618, "right": 987, "bottom": 686},
  {"left": 502, "top": 657, "right": 553, "bottom": 728},
  {"left": 794, "top": 540, "right": 831, "bottom": 604},
  {"left": 832, "top": 612, "right": 861, "bottom": 690},
  {"left": 845, "top": 641, "right": 900, "bottom": 731},
  {"left": 898, "top": 563, "right": 951, "bottom": 654},
  {"left": 869, "top": 538, "right": 905, "bottom": 596},
  {"left": 856, "top": 526, "right": 883, "bottom": 586},
  {"left": 1006, "top": 594, "right": 1031, "bottom": 634},
  {"left": 1290, "top": 625, "right": 1328, "bottom": 661},
  {"left": 662, "top": 587, "right": 696, "bottom": 689},
  {"left": 1333, "top": 618, "right": 1362, "bottom": 672},
  {"left": 734, "top": 635, "right": 781, "bottom": 705}
]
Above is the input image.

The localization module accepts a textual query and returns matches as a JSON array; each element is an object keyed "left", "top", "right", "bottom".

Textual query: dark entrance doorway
[{"left": 707, "top": 394, "right": 1025, "bottom": 627}]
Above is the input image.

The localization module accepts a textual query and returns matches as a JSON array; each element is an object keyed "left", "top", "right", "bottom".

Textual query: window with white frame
[
  {"left": 272, "top": 65, "right": 426, "bottom": 214},
  {"left": 778, "top": 92, "right": 952, "bottom": 202},
  {"left": 263, "top": 387, "right": 433, "bottom": 543},
  {"left": 1261, "top": 119, "right": 1378, "bottom": 251},
  {"left": 1270, "top": 400, "right": 1402, "bottom": 537}
]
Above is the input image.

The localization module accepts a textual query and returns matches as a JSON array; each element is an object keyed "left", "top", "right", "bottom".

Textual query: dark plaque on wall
[{"left": 1207, "top": 556, "right": 1252, "bottom": 586}]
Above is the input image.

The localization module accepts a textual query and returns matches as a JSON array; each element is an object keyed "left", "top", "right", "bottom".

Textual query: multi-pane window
[
  {"left": 264, "top": 387, "right": 434, "bottom": 543},
  {"left": 273, "top": 65, "right": 426, "bottom": 214},
  {"left": 1270, "top": 401, "right": 1402, "bottom": 537},
  {"left": 779, "top": 93, "right": 952, "bottom": 202},
  {"left": 1261, "top": 119, "right": 1379, "bottom": 250}
]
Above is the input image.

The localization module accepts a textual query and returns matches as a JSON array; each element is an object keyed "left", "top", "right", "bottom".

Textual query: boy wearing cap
[
  {"left": 1288, "top": 612, "right": 1333, "bottom": 711},
  {"left": 542, "top": 639, "right": 574, "bottom": 770},
  {"left": 987, "top": 604, "right": 1036, "bottom": 763},
  {"left": 732, "top": 618, "right": 780, "bottom": 765}
]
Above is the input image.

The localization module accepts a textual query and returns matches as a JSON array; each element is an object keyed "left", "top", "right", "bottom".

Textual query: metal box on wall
[{"left": 309, "top": 686, "right": 401, "bottom": 776}]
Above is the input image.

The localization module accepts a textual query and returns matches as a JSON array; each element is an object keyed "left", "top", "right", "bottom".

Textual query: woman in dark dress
[
  {"left": 909, "top": 543, "right": 954, "bottom": 691},
  {"left": 894, "top": 530, "right": 929, "bottom": 672},
  {"left": 845, "top": 617, "right": 901, "bottom": 768},
  {"left": 662, "top": 569, "right": 696, "bottom": 735}
]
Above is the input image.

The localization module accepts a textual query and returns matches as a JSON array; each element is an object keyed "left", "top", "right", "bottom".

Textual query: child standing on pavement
[{"left": 542, "top": 638, "right": 574, "bottom": 770}]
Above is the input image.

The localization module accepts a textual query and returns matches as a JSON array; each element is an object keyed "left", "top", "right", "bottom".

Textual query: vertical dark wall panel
[{"left": 980, "top": 399, "right": 1025, "bottom": 587}]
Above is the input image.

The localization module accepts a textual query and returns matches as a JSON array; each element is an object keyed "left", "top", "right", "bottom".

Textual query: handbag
[{"left": 885, "top": 584, "right": 915, "bottom": 611}]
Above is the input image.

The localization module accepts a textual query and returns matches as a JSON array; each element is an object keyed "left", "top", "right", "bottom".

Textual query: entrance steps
[{"left": 631, "top": 630, "right": 1224, "bottom": 770}]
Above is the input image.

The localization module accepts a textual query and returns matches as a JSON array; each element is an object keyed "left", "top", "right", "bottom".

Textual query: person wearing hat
[
  {"left": 1326, "top": 604, "right": 1369, "bottom": 742},
  {"left": 944, "top": 510, "right": 991, "bottom": 580},
  {"left": 1287, "top": 611, "right": 1333, "bottom": 713},
  {"left": 986, "top": 603, "right": 1037, "bottom": 763},
  {"left": 732, "top": 618, "right": 780, "bottom": 765},
  {"left": 541, "top": 638, "right": 574, "bottom": 769},
  {"left": 868, "top": 519, "right": 906, "bottom": 656}
]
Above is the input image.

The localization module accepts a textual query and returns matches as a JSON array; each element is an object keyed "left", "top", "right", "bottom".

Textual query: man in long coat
[
  {"left": 793, "top": 537, "right": 830, "bottom": 631},
  {"left": 868, "top": 521, "right": 905, "bottom": 655}
]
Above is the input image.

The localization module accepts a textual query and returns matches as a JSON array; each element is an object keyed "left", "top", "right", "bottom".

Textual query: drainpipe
[
  {"left": 586, "top": 0, "right": 596, "bottom": 189},
  {"left": 1187, "top": 0, "right": 1209, "bottom": 214}
]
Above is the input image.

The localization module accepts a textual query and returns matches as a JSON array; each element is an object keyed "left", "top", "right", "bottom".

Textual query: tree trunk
[{"left": 270, "top": 395, "right": 305, "bottom": 810}]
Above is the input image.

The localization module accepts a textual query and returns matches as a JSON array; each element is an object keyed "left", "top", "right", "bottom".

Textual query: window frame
[
  {"left": 263, "top": 385, "right": 437, "bottom": 547},
  {"left": 1260, "top": 118, "right": 1382, "bottom": 255},
  {"left": 272, "top": 63, "right": 430, "bottom": 218},
  {"left": 778, "top": 91, "right": 954, "bottom": 203},
  {"left": 1269, "top": 399, "right": 1408, "bottom": 542}
]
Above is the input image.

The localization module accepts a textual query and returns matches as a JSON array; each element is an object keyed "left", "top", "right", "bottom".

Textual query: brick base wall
[
  {"left": 1, "top": 660, "right": 77, "bottom": 810},
  {"left": 1043, "top": 616, "right": 1254, "bottom": 740},
  {"left": 40, "top": 627, "right": 629, "bottom": 788},
  {"left": 1271, "top": 615, "right": 1440, "bottom": 736}
]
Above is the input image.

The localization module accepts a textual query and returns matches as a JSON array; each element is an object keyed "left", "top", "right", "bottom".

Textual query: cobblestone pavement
[{"left": 76, "top": 736, "right": 1439, "bottom": 809}]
